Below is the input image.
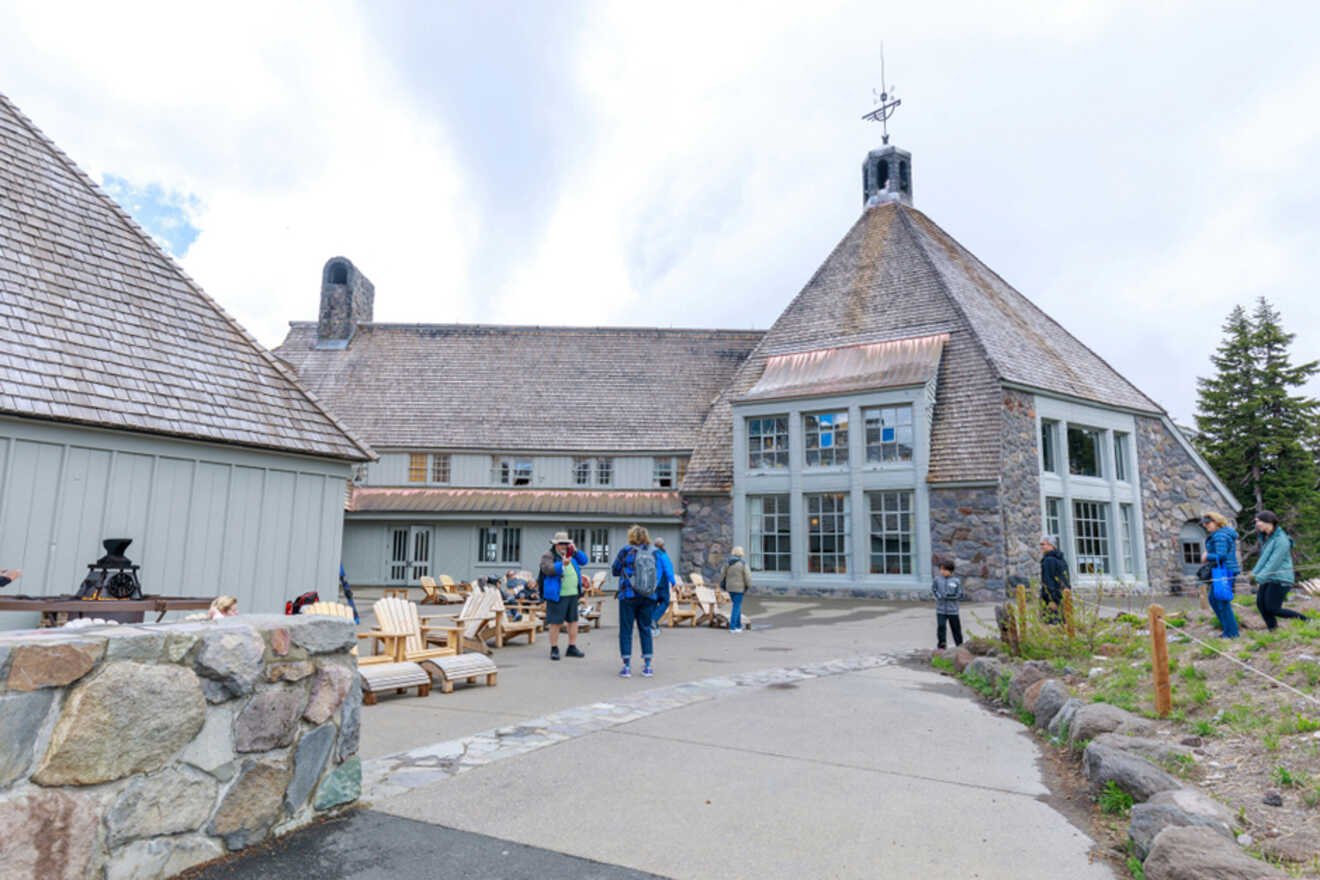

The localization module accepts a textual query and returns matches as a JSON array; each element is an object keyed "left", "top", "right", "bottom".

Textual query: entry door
[
  {"left": 388, "top": 526, "right": 432, "bottom": 582},
  {"left": 409, "top": 526, "right": 431, "bottom": 579}
]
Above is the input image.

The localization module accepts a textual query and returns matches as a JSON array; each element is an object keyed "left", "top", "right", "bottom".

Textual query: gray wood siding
[{"left": 0, "top": 417, "right": 352, "bottom": 628}]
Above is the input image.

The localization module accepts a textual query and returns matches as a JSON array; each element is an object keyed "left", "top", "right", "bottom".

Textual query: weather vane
[{"left": 861, "top": 44, "right": 901, "bottom": 144}]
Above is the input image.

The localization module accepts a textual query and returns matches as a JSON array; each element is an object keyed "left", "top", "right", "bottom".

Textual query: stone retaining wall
[{"left": 0, "top": 614, "right": 361, "bottom": 880}]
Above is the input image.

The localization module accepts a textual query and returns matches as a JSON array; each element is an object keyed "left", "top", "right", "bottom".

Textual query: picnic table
[{"left": 0, "top": 594, "right": 215, "bottom": 627}]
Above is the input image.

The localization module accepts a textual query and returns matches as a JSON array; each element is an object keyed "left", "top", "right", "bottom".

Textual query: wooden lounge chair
[
  {"left": 488, "top": 587, "right": 537, "bottom": 647},
  {"left": 693, "top": 586, "right": 730, "bottom": 628},
  {"left": 663, "top": 586, "right": 700, "bottom": 627},
  {"left": 585, "top": 571, "right": 607, "bottom": 596},
  {"left": 579, "top": 597, "right": 604, "bottom": 631},
  {"left": 424, "top": 589, "right": 497, "bottom": 654},
  {"left": 419, "top": 576, "right": 463, "bottom": 605},
  {"left": 439, "top": 574, "right": 473, "bottom": 598},
  {"left": 359, "top": 661, "right": 431, "bottom": 704},
  {"left": 688, "top": 572, "right": 708, "bottom": 589},
  {"left": 367, "top": 596, "right": 462, "bottom": 663}
]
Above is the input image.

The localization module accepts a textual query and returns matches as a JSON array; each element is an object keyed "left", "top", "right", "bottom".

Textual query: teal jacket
[{"left": 1252, "top": 527, "right": 1294, "bottom": 585}]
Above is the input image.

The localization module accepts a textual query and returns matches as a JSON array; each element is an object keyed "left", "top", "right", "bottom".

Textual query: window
[
  {"left": 748, "top": 495, "right": 791, "bottom": 572},
  {"left": 479, "top": 527, "right": 521, "bottom": 563},
  {"left": 492, "top": 457, "right": 534, "bottom": 486},
  {"left": 431, "top": 453, "right": 451, "bottom": 484},
  {"left": 1114, "top": 433, "right": 1130, "bottom": 482},
  {"left": 1045, "top": 497, "right": 1063, "bottom": 542},
  {"left": 478, "top": 528, "right": 499, "bottom": 563},
  {"left": 806, "top": 493, "right": 850, "bottom": 574},
  {"left": 567, "top": 528, "right": 587, "bottom": 551},
  {"left": 804, "top": 411, "right": 849, "bottom": 467},
  {"left": 1119, "top": 504, "right": 1137, "bottom": 576},
  {"left": 329, "top": 261, "right": 348, "bottom": 284},
  {"left": 1067, "top": 426, "right": 1102, "bottom": 477},
  {"left": 1041, "top": 420, "right": 1059, "bottom": 474},
  {"left": 653, "top": 457, "right": 676, "bottom": 488},
  {"left": 589, "top": 528, "right": 610, "bottom": 564},
  {"left": 747, "top": 416, "right": 789, "bottom": 469},
  {"left": 1072, "top": 500, "right": 1110, "bottom": 574},
  {"left": 408, "top": 453, "right": 427, "bottom": 483},
  {"left": 1181, "top": 542, "right": 1201, "bottom": 566},
  {"left": 864, "top": 405, "right": 913, "bottom": 463},
  {"left": 868, "top": 491, "right": 914, "bottom": 575},
  {"left": 596, "top": 457, "right": 613, "bottom": 486},
  {"left": 573, "top": 458, "right": 592, "bottom": 486},
  {"left": 1178, "top": 521, "right": 1206, "bottom": 576}
]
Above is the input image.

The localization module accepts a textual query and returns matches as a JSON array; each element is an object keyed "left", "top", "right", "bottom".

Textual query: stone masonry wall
[
  {"left": 999, "top": 389, "right": 1044, "bottom": 581},
  {"left": 680, "top": 493, "right": 733, "bottom": 582},
  {"left": 0, "top": 615, "right": 361, "bottom": 880},
  {"left": 929, "top": 485, "right": 1007, "bottom": 602},
  {"left": 1136, "top": 415, "right": 1237, "bottom": 594}
]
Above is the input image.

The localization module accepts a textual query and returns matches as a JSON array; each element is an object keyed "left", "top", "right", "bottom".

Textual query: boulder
[
  {"left": 5, "top": 640, "right": 103, "bottom": 692},
  {"left": 337, "top": 674, "right": 362, "bottom": 763},
  {"left": 34, "top": 662, "right": 206, "bottom": 786},
  {"left": 1069, "top": 702, "right": 1155, "bottom": 745},
  {"left": 235, "top": 684, "right": 307, "bottom": 752},
  {"left": 304, "top": 664, "right": 354, "bottom": 725},
  {"left": 101, "top": 628, "right": 167, "bottom": 662},
  {"left": 106, "top": 766, "right": 218, "bottom": 846},
  {"left": 210, "top": 759, "right": 292, "bottom": 850},
  {"left": 964, "top": 656, "right": 1005, "bottom": 687},
  {"left": 1008, "top": 666, "right": 1048, "bottom": 708},
  {"left": 0, "top": 789, "right": 99, "bottom": 880},
  {"left": 1093, "top": 733, "right": 1194, "bottom": 765},
  {"left": 287, "top": 616, "right": 355, "bottom": 655},
  {"left": 1143, "top": 825, "right": 1286, "bottom": 879},
  {"left": 1082, "top": 741, "right": 1182, "bottom": 802},
  {"left": 0, "top": 690, "right": 55, "bottom": 786},
  {"left": 1049, "top": 697, "right": 1083, "bottom": 738},
  {"left": 313, "top": 757, "right": 360, "bottom": 811},
  {"left": 103, "top": 834, "right": 224, "bottom": 880},
  {"left": 177, "top": 701, "right": 239, "bottom": 779},
  {"left": 285, "top": 724, "right": 335, "bottom": 812},
  {"left": 1032, "top": 680, "right": 1070, "bottom": 730},
  {"left": 193, "top": 627, "right": 265, "bottom": 701},
  {"left": 1022, "top": 678, "right": 1048, "bottom": 714},
  {"left": 953, "top": 648, "right": 975, "bottom": 673},
  {"left": 1129, "top": 788, "right": 1236, "bottom": 859}
]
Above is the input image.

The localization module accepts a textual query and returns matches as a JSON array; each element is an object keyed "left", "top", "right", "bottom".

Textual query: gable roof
[
  {"left": 684, "top": 201, "right": 1162, "bottom": 492},
  {"left": 0, "top": 93, "right": 372, "bottom": 462},
  {"left": 275, "top": 323, "right": 762, "bottom": 453}
]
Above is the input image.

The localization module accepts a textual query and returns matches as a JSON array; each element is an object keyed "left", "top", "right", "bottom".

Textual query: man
[
  {"left": 1039, "top": 535, "right": 1070, "bottom": 622},
  {"left": 540, "top": 531, "right": 587, "bottom": 661},
  {"left": 651, "top": 536, "right": 675, "bottom": 635}
]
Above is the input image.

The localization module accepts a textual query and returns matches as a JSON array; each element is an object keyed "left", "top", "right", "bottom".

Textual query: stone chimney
[
  {"left": 862, "top": 144, "right": 913, "bottom": 208},
  {"left": 316, "top": 257, "right": 374, "bottom": 348}
]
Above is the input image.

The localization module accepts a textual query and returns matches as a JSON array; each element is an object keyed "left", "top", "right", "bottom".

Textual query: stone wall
[
  {"left": 0, "top": 615, "right": 361, "bottom": 880},
  {"left": 680, "top": 493, "right": 733, "bottom": 581},
  {"left": 998, "top": 389, "right": 1044, "bottom": 579},
  {"left": 1136, "top": 416, "right": 1237, "bottom": 594},
  {"left": 929, "top": 485, "right": 1007, "bottom": 601}
]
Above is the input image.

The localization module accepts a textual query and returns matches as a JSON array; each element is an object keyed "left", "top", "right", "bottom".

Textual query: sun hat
[{"left": 552, "top": 531, "right": 571, "bottom": 544}]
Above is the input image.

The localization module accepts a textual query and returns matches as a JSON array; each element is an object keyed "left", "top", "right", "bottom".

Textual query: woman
[
  {"left": 1200, "top": 512, "right": 1239, "bottom": 638},
  {"left": 1251, "top": 510, "right": 1308, "bottom": 630},
  {"left": 611, "top": 524, "right": 658, "bottom": 678},
  {"left": 721, "top": 546, "right": 750, "bottom": 632}
]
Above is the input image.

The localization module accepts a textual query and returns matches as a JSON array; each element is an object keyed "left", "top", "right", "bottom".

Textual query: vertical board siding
[
  {"left": 50, "top": 447, "right": 112, "bottom": 592},
  {"left": 222, "top": 466, "right": 267, "bottom": 597},
  {"left": 145, "top": 457, "right": 197, "bottom": 594},
  {"left": 3, "top": 440, "right": 64, "bottom": 587}
]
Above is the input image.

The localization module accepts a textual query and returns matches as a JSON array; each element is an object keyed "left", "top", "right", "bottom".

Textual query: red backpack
[{"left": 284, "top": 591, "right": 319, "bottom": 615}]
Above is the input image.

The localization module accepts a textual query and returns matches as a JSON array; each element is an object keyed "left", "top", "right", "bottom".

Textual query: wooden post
[
  {"left": 1062, "top": 588, "right": 1075, "bottom": 638},
  {"left": 1006, "top": 602, "right": 1020, "bottom": 655},
  {"left": 1198, "top": 582, "right": 1210, "bottom": 612},
  {"left": 1148, "top": 604, "right": 1172, "bottom": 717},
  {"left": 1016, "top": 582, "right": 1028, "bottom": 643}
]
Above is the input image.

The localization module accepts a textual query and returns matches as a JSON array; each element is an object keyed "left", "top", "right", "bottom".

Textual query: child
[{"left": 931, "top": 560, "right": 964, "bottom": 650}]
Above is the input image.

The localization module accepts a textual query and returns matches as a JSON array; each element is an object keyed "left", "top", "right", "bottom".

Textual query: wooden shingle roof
[{"left": 0, "top": 93, "right": 372, "bottom": 462}]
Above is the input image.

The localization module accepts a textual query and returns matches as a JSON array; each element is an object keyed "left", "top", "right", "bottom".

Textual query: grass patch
[
  {"left": 1179, "top": 662, "right": 1206, "bottom": 682},
  {"left": 930, "top": 655, "right": 954, "bottom": 673},
  {"left": 1296, "top": 715, "right": 1320, "bottom": 733},
  {"left": 1016, "top": 708, "right": 1035, "bottom": 726},
  {"left": 1264, "top": 732, "right": 1280, "bottom": 752},
  {"left": 1098, "top": 780, "right": 1134, "bottom": 816},
  {"left": 1191, "top": 719, "right": 1215, "bottom": 737}
]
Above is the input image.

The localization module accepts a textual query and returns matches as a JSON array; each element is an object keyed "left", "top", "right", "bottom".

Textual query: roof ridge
[
  {"left": 288, "top": 321, "right": 765, "bottom": 337},
  {"left": 0, "top": 90, "right": 376, "bottom": 462}
]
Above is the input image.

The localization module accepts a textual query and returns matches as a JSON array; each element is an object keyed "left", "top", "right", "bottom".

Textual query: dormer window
[
  {"left": 492, "top": 456, "right": 533, "bottom": 486},
  {"left": 329, "top": 262, "right": 348, "bottom": 284}
]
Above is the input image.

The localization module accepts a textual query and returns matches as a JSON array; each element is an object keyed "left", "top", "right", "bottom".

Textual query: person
[
  {"left": 721, "top": 546, "right": 750, "bottom": 632},
  {"left": 931, "top": 559, "right": 964, "bottom": 649},
  {"left": 611, "top": 524, "right": 659, "bottom": 677},
  {"left": 208, "top": 595, "right": 238, "bottom": 620},
  {"left": 651, "top": 536, "right": 674, "bottom": 635},
  {"left": 1252, "top": 510, "right": 1308, "bottom": 630},
  {"left": 0, "top": 568, "right": 20, "bottom": 588},
  {"left": 1039, "top": 536, "right": 1070, "bottom": 622},
  {"left": 1200, "top": 512, "right": 1240, "bottom": 638},
  {"left": 540, "top": 531, "right": 587, "bottom": 660}
]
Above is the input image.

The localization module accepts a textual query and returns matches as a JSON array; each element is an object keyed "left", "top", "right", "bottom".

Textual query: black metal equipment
[{"left": 76, "top": 538, "right": 144, "bottom": 601}]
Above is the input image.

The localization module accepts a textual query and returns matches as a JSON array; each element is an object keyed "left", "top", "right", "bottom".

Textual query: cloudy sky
[{"left": 2, "top": 0, "right": 1316, "bottom": 424}]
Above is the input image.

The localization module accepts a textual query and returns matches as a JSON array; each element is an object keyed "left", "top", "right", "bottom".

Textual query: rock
[
  {"left": 1180, "top": 736, "right": 1203, "bottom": 747},
  {"left": 103, "top": 834, "right": 224, "bottom": 880},
  {"left": 1082, "top": 741, "right": 1182, "bottom": 801},
  {"left": 1129, "top": 787, "right": 1236, "bottom": 859},
  {"left": 964, "top": 656, "right": 1005, "bottom": 687},
  {"left": 1049, "top": 697, "right": 1083, "bottom": 738},
  {"left": 1093, "top": 733, "right": 1194, "bottom": 764},
  {"left": 932, "top": 648, "right": 958, "bottom": 670},
  {"left": 953, "top": 648, "right": 975, "bottom": 673},
  {"left": 1021, "top": 677, "right": 1048, "bottom": 714},
  {"left": 235, "top": 684, "right": 307, "bottom": 752},
  {"left": 0, "top": 789, "right": 100, "bottom": 879},
  {"left": 0, "top": 690, "right": 55, "bottom": 786},
  {"left": 177, "top": 700, "right": 239, "bottom": 778},
  {"left": 164, "top": 631, "right": 200, "bottom": 663},
  {"left": 1143, "top": 825, "right": 1287, "bottom": 879},
  {"left": 1032, "top": 680, "right": 1070, "bottom": 730},
  {"left": 34, "top": 661, "right": 206, "bottom": 785},
  {"left": 1237, "top": 833, "right": 1253, "bottom": 847},
  {"left": 266, "top": 661, "right": 315, "bottom": 683},
  {"left": 1262, "top": 790, "right": 1283, "bottom": 807},
  {"left": 210, "top": 759, "right": 292, "bottom": 850},
  {"left": 102, "top": 628, "right": 167, "bottom": 662},
  {"left": 313, "top": 757, "right": 360, "bottom": 810},
  {"left": 963, "top": 637, "right": 995, "bottom": 656},
  {"left": 1258, "top": 832, "right": 1320, "bottom": 864},
  {"left": 106, "top": 766, "right": 218, "bottom": 846},
  {"left": 269, "top": 628, "right": 291, "bottom": 656},
  {"left": 1069, "top": 702, "right": 1155, "bottom": 746},
  {"left": 199, "top": 678, "right": 237, "bottom": 704},
  {"left": 5, "top": 640, "right": 103, "bottom": 691},
  {"left": 337, "top": 674, "right": 362, "bottom": 762},
  {"left": 304, "top": 664, "right": 353, "bottom": 724},
  {"left": 287, "top": 617, "right": 355, "bottom": 655},
  {"left": 285, "top": 724, "right": 335, "bottom": 812},
  {"left": 193, "top": 628, "right": 265, "bottom": 700}
]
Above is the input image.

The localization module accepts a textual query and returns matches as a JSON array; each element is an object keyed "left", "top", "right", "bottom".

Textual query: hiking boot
[
  {"left": 618, "top": 664, "right": 631, "bottom": 678},
  {"left": 550, "top": 646, "right": 560, "bottom": 661},
  {"left": 565, "top": 645, "right": 585, "bottom": 658}
]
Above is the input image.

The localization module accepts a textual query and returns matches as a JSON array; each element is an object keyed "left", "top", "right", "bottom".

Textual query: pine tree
[{"left": 1194, "top": 306, "right": 1260, "bottom": 510}]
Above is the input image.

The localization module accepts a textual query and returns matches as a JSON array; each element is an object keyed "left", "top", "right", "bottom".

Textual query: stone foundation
[
  {"left": 929, "top": 485, "right": 1007, "bottom": 601},
  {"left": 0, "top": 615, "right": 361, "bottom": 880},
  {"left": 999, "top": 390, "right": 1043, "bottom": 577},
  {"left": 680, "top": 493, "right": 733, "bottom": 582}
]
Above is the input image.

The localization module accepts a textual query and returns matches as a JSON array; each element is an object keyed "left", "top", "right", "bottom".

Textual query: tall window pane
[
  {"left": 804, "top": 411, "right": 849, "bottom": 467},
  {"left": 431, "top": 453, "right": 451, "bottom": 483},
  {"left": 1067, "top": 426, "right": 1102, "bottom": 477},
  {"left": 747, "top": 416, "right": 789, "bottom": 469},
  {"left": 1041, "top": 420, "right": 1058, "bottom": 473},
  {"left": 868, "top": 491, "right": 914, "bottom": 574},
  {"left": 478, "top": 527, "right": 499, "bottom": 563},
  {"left": 596, "top": 457, "right": 613, "bottom": 486},
  {"left": 589, "top": 528, "right": 611, "bottom": 564},
  {"left": 748, "top": 495, "right": 791, "bottom": 572},
  {"left": 1119, "top": 504, "right": 1137, "bottom": 576},
  {"left": 653, "top": 457, "right": 675, "bottom": 488},
  {"left": 1045, "top": 497, "right": 1063, "bottom": 542},
  {"left": 500, "top": 527, "right": 522, "bottom": 563},
  {"left": 567, "top": 528, "right": 587, "bottom": 551},
  {"left": 1114, "top": 433, "right": 1130, "bottom": 482},
  {"left": 408, "top": 453, "right": 427, "bottom": 482},
  {"left": 1072, "top": 500, "right": 1110, "bottom": 574},
  {"left": 806, "top": 493, "right": 850, "bottom": 574},
  {"left": 864, "top": 405, "right": 913, "bottom": 463},
  {"left": 573, "top": 458, "right": 592, "bottom": 486}
]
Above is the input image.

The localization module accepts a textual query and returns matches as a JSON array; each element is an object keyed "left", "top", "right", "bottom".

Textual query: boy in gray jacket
[{"left": 932, "top": 559, "right": 964, "bottom": 649}]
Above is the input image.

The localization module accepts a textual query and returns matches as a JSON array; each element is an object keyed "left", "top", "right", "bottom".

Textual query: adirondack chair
[
  {"left": 579, "top": 597, "right": 604, "bottom": 631},
  {"left": 488, "top": 587, "right": 537, "bottom": 647},
  {"left": 425, "top": 588, "right": 497, "bottom": 655},
  {"left": 693, "top": 586, "right": 730, "bottom": 628},
  {"left": 688, "top": 572, "right": 708, "bottom": 589},
  {"left": 419, "top": 576, "right": 463, "bottom": 605},
  {"left": 585, "top": 571, "right": 607, "bottom": 596},
  {"left": 367, "top": 596, "right": 462, "bottom": 663},
  {"left": 662, "top": 584, "right": 700, "bottom": 627},
  {"left": 439, "top": 574, "right": 473, "bottom": 598}
]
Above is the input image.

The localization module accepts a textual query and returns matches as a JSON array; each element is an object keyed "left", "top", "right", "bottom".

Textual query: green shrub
[
  {"left": 1016, "top": 708, "right": 1035, "bottom": 726},
  {"left": 931, "top": 655, "right": 954, "bottom": 672},
  {"left": 1295, "top": 715, "right": 1320, "bottom": 733},
  {"left": 1191, "top": 719, "right": 1215, "bottom": 737},
  {"left": 1099, "top": 780, "right": 1134, "bottom": 816}
]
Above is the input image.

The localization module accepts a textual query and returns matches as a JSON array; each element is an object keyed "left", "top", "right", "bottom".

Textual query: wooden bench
[
  {"left": 421, "top": 653, "right": 499, "bottom": 694},
  {"left": 359, "top": 661, "right": 431, "bottom": 704}
]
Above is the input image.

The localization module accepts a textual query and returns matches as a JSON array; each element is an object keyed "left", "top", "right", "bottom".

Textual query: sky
[{"left": 1, "top": 0, "right": 1317, "bottom": 425}]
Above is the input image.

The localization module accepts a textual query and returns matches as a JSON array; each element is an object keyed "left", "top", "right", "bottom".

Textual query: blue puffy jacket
[
  {"left": 1204, "top": 526, "right": 1239, "bottom": 576},
  {"left": 654, "top": 547, "right": 674, "bottom": 604},
  {"left": 539, "top": 548, "right": 588, "bottom": 602}
]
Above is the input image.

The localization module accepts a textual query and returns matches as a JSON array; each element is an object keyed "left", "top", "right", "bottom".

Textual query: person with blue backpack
[
  {"left": 1200, "top": 511, "right": 1239, "bottom": 639},
  {"left": 612, "top": 524, "right": 660, "bottom": 678}
]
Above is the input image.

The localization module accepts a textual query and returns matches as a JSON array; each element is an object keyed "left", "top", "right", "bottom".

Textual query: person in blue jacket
[
  {"left": 1251, "top": 510, "right": 1307, "bottom": 631},
  {"left": 612, "top": 524, "right": 659, "bottom": 678},
  {"left": 1200, "top": 512, "right": 1239, "bottom": 638},
  {"left": 650, "top": 536, "right": 674, "bottom": 635},
  {"left": 540, "top": 531, "right": 587, "bottom": 661}
]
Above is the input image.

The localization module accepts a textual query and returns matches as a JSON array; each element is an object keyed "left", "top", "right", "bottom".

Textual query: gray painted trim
[
  {"left": 1002, "top": 381, "right": 1162, "bottom": 418},
  {"left": 925, "top": 480, "right": 999, "bottom": 488}
]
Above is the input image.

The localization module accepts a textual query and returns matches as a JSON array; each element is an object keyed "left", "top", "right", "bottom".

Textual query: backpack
[
  {"left": 628, "top": 545, "right": 659, "bottom": 598},
  {"left": 285, "top": 590, "right": 319, "bottom": 615}
]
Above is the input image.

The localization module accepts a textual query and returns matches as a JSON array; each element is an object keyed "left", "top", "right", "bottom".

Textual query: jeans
[
  {"left": 1208, "top": 575, "right": 1240, "bottom": 638},
  {"left": 618, "top": 597, "right": 656, "bottom": 661},
  {"left": 1257, "top": 580, "right": 1306, "bottom": 630},
  {"left": 937, "top": 613, "right": 963, "bottom": 649},
  {"left": 652, "top": 597, "right": 669, "bottom": 626},
  {"left": 729, "top": 592, "right": 744, "bottom": 630}
]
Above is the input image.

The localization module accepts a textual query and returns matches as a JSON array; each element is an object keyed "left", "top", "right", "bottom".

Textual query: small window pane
[
  {"left": 653, "top": 457, "right": 675, "bottom": 488},
  {"left": 408, "top": 453, "right": 427, "bottom": 483},
  {"left": 596, "top": 458, "right": 613, "bottom": 486},
  {"left": 868, "top": 490, "right": 913, "bottom": 574},
  {"left": 478, "top": 527, "right": 499, "bottom": 563},
  {"left": 806, "top": 493, "right": 850, "bottom": 574},
  {"left": 1041, "top": 420, "right": 1058, "bottom": 474},
  {"left": 804, "top": 411, "right": 849, "bottom": 467},
  {"left": 431, "top": 453, "right": 451, "bottom": 483},
  {"left": 512, "top": 459, "right": 533, "bottom": 486},
  {"left": 747, "top": 416, "right": 789, "bottom": 469},
  {"left": 1072, "top": 500, "right": 1110, "bottom": 574},
  {"left": 1114, "top": 433, "right": 1129, "bottom": 482},
  {"left": 501, "top": 527, "right": 521, "bottom": 563},
  {"left": 1067, "top": 426, "right": 1102, "bottom": 477},
  {"left": 864, "top": 405, "right": 913, "bottom": 464},
  {"left": 749, "top": 495, "right": 791, "bottom": 572},
  {"left": 573, "top": 458, "right": 592, "bottom": 486},
  {"left": 590, "top": 528, "right": 611, "bottom": 564}
]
